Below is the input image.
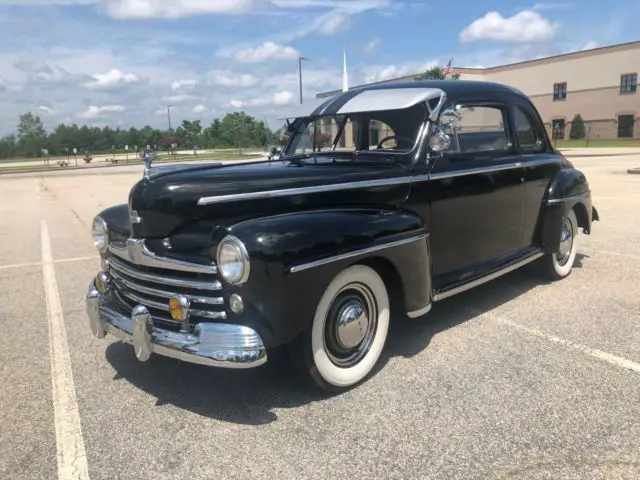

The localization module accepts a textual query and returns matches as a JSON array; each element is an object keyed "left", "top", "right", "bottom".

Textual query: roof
[{"left": 309, "top": 80, "right": 525, "bottom": 117}]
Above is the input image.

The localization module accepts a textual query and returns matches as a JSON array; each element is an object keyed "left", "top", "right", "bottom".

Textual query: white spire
[{"left": 342, "top": 47, "right": 349, "bottom": 92}]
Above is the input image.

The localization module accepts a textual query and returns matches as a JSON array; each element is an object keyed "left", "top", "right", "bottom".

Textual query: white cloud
[
  {"left": 581, "top": 40, "right": 599, "bottom": 50},
  {"left": 38, "top": 105, "right": 53, "bottom": 113},
  {"left": 82, "top": 68, "right": 139, "bottom": 89},
  {"left": 532, "top": 2, "right": 574, "bottom": 10},
  {"left": 229, "top": 90, "right": 296, "bottom": 108},
  {"left": 163, "top": 94, "right": 198, "bottom": 103},
  {"left": 362, "top": 38, "right": 381, "bottom": 54},
  {"left": 227, "top": 41, "right": 299, "bottom": 63},
  {"left": 210, "top": 73, "right": 260, "bottom": 88},
  {"left": 79, "top": 105, "right": 125, "bottom": 118},
  {"left": 171, "top": 79, "right": 197, "bottom": 91},
  {"left": 363, "top": 60, "right": 438, "bottom": 83},
  {"left": 460, "top": 10, "right": 559, "bottom": 43},
  {"left": 192, "top": 104, "right": 207, "bottom": 114},
  {"left": 102, "top": 0, "right": 268, "bottom": 19},
  {"left": 316, "top": 12, "right": 350, "bottom": 35}
]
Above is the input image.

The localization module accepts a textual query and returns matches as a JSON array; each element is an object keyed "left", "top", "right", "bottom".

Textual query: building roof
[
  {"left": 316, "top": 40, "right": 640, "bottom": 99},
  {"left": 310, "top": 80, "right": 525, "bottom": 117}
]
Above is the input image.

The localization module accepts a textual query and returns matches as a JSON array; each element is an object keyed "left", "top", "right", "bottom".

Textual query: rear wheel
[
  {"left": 289, "top": 264, "right": 390, "bottom": 392},
  {"left": 537, "top": 209, "right": 579, "bottom": 280}
]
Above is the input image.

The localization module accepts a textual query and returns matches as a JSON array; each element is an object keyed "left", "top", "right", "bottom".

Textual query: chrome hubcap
[
  {"left": 324, "top": 284, "right": 377, "bottom": 367},
  {"left": 556, "top": 217, "right": 573, "bottom": 265},
  {"left": 336, "top": 301, "right": 370, "bottom": 349}
]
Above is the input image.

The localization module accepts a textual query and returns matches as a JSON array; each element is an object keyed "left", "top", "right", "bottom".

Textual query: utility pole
[
  {"left": 298, "top": 56, "right": 308, "bottom": 104},
  {"left": 167, "top": 104, "right": 173, "bottom": 135}
]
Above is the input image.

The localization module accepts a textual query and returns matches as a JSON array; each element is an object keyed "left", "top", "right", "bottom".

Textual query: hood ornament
[{"left": 141, "top": 150, "right": 157, "bottom": 178}]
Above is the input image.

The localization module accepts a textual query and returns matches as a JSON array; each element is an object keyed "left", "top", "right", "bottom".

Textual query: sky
[{"left": 0, "top": 0, "right": 638, "bottom": 135}]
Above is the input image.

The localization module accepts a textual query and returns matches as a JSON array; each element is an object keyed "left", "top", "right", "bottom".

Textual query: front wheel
[
  {"left": 537, "top": 209, "right": 579, "bottom": 280},
  {"left": 289, "top": 264, "right": 390, "bottom": 392}
]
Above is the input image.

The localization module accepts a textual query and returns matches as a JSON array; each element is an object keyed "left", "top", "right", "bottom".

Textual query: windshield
[{"left": 283, "top": 102, "right": 426, "bottom": 157}]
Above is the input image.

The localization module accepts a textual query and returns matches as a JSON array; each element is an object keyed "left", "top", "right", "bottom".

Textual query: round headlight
[
  {"left": 216, "top": 235, "right": 250, "bottom": 285},
  {"left": 92, "top": 216, "right": 109, "bottom": 253}
]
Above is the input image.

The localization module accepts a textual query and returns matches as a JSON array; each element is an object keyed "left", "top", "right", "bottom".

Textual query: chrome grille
[{"left": 104, "top": 240, "right": 227, "bottom": 330}]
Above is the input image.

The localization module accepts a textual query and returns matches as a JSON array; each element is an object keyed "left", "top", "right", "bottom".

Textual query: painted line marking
[
  {"left": 0, "top": 256, "right": 99, "bottom": 270},
  {"left": 477, "top": 310, "right": 640, "bottom": 375},
  {"left": 41, "top": 221, "right": 90, "bottom": 480},
  {"left": 587, "top": 249, "right": 640, "bottom": 260}
]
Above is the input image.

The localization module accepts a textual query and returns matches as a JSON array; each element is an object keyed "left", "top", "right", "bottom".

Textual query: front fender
[
  {"left": 222, "top": 208, "right": 431, "bottom": 347},
  {"left": 541, "top": 167, "right": 597, "bottom": 253}
]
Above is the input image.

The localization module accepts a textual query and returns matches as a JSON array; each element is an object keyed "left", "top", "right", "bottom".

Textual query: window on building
[
  {"left": 368, "top": 120, "right": 395, "bottom": 149},
  {"left": 620, "top": 74, "right": 637, "bottom": 94},
  {"left": 513, "top": 105, "right": 543, "bottom": 151},
  {"left": 553, "top": 82, "right": 567, "bottom": 101},
  {"left": 448, "top": 105, "right": 509, "bottom": 154},
  {"left": 552, "top": 119, "right": 566, "bottom": 140},
  {"left": 617, "top": 115, "right": 635, "bottom": 138}
]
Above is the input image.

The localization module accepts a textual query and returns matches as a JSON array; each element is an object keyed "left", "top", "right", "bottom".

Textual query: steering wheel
[{"left": 376, "top": 135, "right": 413, "bottom": 150}]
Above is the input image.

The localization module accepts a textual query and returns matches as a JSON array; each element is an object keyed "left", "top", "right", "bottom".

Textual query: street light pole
[{"left": 298, "top": 56, "right": 308, "bottom": 104}]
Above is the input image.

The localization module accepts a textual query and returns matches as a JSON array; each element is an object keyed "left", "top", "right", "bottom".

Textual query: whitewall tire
[
  {"left": 290, "top": 264, "right": 390, "bottom": 392},
  {"left": 539, "top": 209, "right": 579, "bottom": 280}
]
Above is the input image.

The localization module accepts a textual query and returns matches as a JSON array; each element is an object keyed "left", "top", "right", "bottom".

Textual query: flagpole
[{"left": 342, "top": 47, "right": 349, "bottom": 92}]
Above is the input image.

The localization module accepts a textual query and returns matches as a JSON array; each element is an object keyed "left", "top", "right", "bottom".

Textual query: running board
[{"left": 433, "top": 251, "right": 545, "bottom": 302}]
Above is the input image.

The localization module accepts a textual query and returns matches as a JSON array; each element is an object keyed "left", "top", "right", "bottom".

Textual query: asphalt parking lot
[{"left": 1, "top": 155, "right": 639, "bottom": 480}]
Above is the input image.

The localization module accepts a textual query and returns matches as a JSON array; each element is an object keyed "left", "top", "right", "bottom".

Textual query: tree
[
  {"left": 414, "top": 65, "right": 460, "bottom": 81},
  {"left": 569, "top": 113, "right": 586, "bottom": 139},
  {"left": 17, "top": 112, "right": 47, "bottom": 157}
]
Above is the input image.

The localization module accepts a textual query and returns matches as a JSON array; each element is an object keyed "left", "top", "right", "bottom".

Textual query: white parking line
[
  {"left": 0, "top": 256, "right": 99, "bottom": 270},
  {"left": 485, "top": 312, "right": 640, "bottom": 375},
  {"left": 41, "top": 221, "right": 90, "bottom": 480}
]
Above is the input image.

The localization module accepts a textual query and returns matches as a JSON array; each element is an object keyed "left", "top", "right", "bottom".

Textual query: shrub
[{"left": 569, "top": 114, "right": 586, "bottom": 139}]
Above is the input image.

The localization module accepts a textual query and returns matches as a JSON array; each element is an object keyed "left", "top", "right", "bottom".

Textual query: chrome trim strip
[
  {"left": 110, "top": 270, "right": 223, "bottom": 305},
  {"left": 433, "top": 251, "right": 544, "bottom": 302},
  {"left": 197, "top": 177, "right": 411, "bottom": 206},
  {"left": 289, "top": 234, "right": 428, "bottom": 274},
  {"left": 108, "top": 256, "right": 222, "bottom": 291},
  {"left": 86, "top": 282, "right": 266, "bottom": 369},
  {"left": 407, "top": 303, "right": 432, "bottom": 319},
  {"left": 547, "top": 191, "right": 591, "bottom": 204},
  {"left": 117, "top": 289, "right": 227, "bottom": 319},
  {"left": 430, "top": 162, "right": 523, "bottom": 180},
  {"left": 108, "top": 238, "right": 217, "bottom": 274}
]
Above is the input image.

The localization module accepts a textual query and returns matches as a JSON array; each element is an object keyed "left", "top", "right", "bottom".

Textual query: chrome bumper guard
[{"left": 86, "top": 281, "right": 267, "bottom": 368}]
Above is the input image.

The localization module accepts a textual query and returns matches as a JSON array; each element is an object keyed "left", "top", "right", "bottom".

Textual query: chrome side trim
[
  {"left": 407, "top": 303, "right": 432, "bottom": 319},
  {"left": 430, "top": 162, "right": 523, "bottom": 180},
  {"left": 108, "top": 256, "right": 222, "bottom": 291},
  {"left": 433, "top": 251, "right": 545, "bottom": 302},
  {"left": 197, "top": 177, "right": 411, "bottom": 206},
  {"left": 86, "top": 282, "right": 266, "bottom": 369},
  {"left": 289, "top": 233, "right": 428, "bottom": 274},
  {"left": 547, "top": 191, "right": 591, "bottom": 204},
  {"left": 108, "top": 238, "right": 217, "bottom": 274}
]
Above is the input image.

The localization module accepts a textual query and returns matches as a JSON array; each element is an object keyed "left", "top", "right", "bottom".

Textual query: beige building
[{"left": 316, "top": 41, "right": 640, "bottom": 141}]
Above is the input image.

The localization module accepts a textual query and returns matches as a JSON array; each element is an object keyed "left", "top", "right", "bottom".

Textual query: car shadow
[{"left": 104, "top": 260, "right": 579, "bottom": 426}]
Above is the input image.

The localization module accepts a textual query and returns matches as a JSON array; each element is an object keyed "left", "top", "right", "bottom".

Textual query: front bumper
[{"left": 86, "top": 280, "right": 267, "bottom": 368}]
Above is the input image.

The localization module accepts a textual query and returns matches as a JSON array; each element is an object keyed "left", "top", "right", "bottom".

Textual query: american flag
[{"left": 443, "top": 57, "right": 453, "bottom": 78}]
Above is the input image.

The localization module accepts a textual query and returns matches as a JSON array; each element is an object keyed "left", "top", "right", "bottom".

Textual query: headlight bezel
[
  {"left": 92, "top": 216, "right": 109, "bottom": 254},
  {"left": 216, "top": 235, "right": 250, "bottom": 285}
]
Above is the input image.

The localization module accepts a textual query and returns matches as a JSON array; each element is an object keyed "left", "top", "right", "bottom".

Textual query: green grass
[{"left": 555, "top": 139, "right": 640, "bottom": 148}]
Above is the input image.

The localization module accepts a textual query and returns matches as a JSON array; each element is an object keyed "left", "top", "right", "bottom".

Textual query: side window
[
  {"left": 513, "top": 105, "right": 543, "bottom": 152},
  {"left": 448, "top": 105, "right": 509, "bottom": 154},
  {"left": 368, "top": 120, "right": 396, "bottom": 149}
]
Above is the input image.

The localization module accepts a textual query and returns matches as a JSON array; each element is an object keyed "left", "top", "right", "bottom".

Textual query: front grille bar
[{"left": 108, "top": 256, "right": 222, "bottom": 291}]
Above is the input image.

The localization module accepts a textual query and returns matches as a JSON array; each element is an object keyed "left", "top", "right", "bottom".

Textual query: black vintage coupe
[{"left": 86, "top": 80, "right": 599, "bottom": 391}]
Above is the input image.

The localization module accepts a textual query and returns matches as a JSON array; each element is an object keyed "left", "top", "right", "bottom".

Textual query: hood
[{"left": 129, "top": 157, "right": 411, "bottom": 238}]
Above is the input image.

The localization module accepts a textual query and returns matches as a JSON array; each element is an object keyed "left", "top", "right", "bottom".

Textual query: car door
[
  {"left": 510, "top": 100, "right": 564, "bottom": 249},
  {"left": 419, "top": 98, "right": 525, "bottom": 287}
]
